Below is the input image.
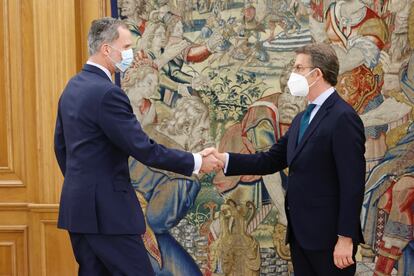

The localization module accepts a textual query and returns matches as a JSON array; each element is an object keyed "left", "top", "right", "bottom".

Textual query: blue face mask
[{"left": 108, "top": 46, "right": 134, "bottom": 72}]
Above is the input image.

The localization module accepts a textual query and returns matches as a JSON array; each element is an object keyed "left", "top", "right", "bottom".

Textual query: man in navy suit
[
  {"left": 210, "top": 43, "right": 366, "bottom": 275},
  {"left": 54, "top": 17, "right": 222, "bottom": 276}
]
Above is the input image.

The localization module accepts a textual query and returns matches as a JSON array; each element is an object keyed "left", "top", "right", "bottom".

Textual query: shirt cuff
[
  {"left": 193, "top": 153, "right": 202, "bottom": 174},
  {"left": 223, "top": 153, "right": 230, "bottom": 174}
]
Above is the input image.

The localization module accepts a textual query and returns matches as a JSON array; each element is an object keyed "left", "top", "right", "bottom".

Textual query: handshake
[{"left": 198, "top": 147, "right": 226, "bottom": 174}]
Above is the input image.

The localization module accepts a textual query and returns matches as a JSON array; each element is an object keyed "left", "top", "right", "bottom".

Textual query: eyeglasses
[{"left": 292, "top": 65, "right": 314, "bottom": 73}]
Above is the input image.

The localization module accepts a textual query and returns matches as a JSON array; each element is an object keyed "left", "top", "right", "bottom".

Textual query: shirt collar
[
  {"left": 310, "top": 87, "right": 335, "bottom": 106},
  {"left": 86, "top": 60, "right": 112, "bottom": 81}
]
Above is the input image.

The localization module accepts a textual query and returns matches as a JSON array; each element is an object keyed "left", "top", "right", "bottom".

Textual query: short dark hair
[
  {"left": 87, "top": 17, "right": 128, "bottom": 56},
  {"left": 295, "top": 43, "right": 339, "bottom": 86}
]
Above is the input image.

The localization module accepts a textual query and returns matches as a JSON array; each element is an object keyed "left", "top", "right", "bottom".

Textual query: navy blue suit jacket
[
  {"left": 226, "top": 92, "right": 366, "bottom": 250},
  {"left": 54, "top": 64, "right": 194, "bottom": 235}
]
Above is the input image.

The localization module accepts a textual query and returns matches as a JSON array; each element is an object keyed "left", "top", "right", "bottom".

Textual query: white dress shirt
[
  {"left": 86, "top": 61, "right": 202, "bottom": 174},
  {"left": 308, "top": 86, "right": 335, "bottom": 123}
]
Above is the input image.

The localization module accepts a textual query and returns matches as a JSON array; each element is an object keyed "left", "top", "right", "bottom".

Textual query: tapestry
[{"left": 112, "top": 0, "right": 414, "bottom": 274}]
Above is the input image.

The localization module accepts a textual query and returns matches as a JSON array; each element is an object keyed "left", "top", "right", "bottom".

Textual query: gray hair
[{"left": 87, "top": 17, "right": 127, "bottom": 56}]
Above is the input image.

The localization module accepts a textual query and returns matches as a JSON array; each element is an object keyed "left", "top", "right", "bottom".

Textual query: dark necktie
[{"left": 298, "top": 104, "right": 316, "bottom": 143}]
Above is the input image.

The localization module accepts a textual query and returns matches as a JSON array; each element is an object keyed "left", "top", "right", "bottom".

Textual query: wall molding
[
  {"left": 0, "top": 224, "right": 28, "bottom": 276},
  {"left": 0, "top": 0, "right": 14, "bottom": 172},
  {"left": 0, "top": 241, "right": 17, "bottom": 276},
  {"left": 0, "top": 203, "right": 59, "bottom": 212},
  {"left": 0, "top": 179, "right": 24, "bottom": 187},
  {"left": 0, "top": 0, "right": 26, "bottom": 188}
]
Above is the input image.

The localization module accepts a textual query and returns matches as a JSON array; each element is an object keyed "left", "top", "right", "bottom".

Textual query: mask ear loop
[
  {"left": 102, "top": 44, "right": 115, "bottom": 62},
  {"left": 307, "top": 68, "right": 321, "bottom": 88},
  {"left": 104, "top": 44, "right": 124, "bottom": 68}
]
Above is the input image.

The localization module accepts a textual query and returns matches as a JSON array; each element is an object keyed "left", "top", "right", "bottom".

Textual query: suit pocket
[{"left": 112, "top": 178, "right": 131, "bottom": 192}]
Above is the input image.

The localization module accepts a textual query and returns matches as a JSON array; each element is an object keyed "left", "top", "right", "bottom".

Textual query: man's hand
[
  {"left": 198, "top": 148, "right": 224, "bottom": 173},
  {"left": 199, "top": 147, "right": 226, "bottom": 164},
  {"left": 199, "top": 147, "right": 216, "bottom": 157},
  {"left": 333, "top": 236, "right": 354, "bottom": 269}
]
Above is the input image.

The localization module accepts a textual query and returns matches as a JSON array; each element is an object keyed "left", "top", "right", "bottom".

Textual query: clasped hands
[{"left": 198, "top": 147, "right": 226, "bottom": 174}]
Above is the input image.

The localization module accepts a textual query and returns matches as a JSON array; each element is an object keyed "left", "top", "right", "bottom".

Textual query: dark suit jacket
[
  {"left": 226, "top": 92, "right": 366, "bottom": 250},
  {"left": 54, "top": 64, "right": 194, "bottom": 235}
]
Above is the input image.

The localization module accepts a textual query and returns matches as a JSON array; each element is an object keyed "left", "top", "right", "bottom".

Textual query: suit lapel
[
  {"left": 287, "top": 114, "right": 302, "bottom": 164},
  {"left": 290, "top": 92, "right": 339, "bottom": 163}
]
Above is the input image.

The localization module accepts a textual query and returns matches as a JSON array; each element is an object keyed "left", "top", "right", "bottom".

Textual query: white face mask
[
  {"left": 108, "top": 46, "right": 134, "bottom": 72},
  {"left": 287, "top": 68, "right": 318, "bottom": 97}
]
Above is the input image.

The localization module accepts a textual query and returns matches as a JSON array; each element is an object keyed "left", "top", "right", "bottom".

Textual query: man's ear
[
  {"left": 313, "top": 68, "right": 322, "bottom": 80},
  {"left": 101, "top": 44, "right": 110, "bottom": 56}
]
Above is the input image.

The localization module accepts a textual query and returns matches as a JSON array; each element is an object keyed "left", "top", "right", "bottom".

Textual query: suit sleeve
[
  {"left": 54, "top": 100, "right": 66, "bottom": 176},
  {"left": 332, "top": 111, "right": 366, "bottom": 241},
  {"left": 226, "top": 129, "right": 289, "bottom": 176},
  {"left": 98, "top": 87, "right": 194, "bottom": 177}
]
